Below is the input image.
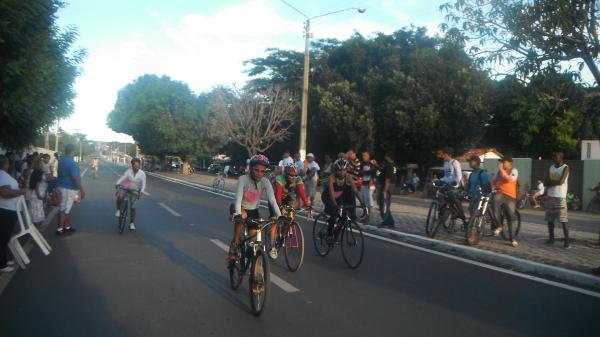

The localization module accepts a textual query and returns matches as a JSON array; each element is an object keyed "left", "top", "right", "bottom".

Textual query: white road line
[
  {"left": 158, "top": 202, "right": 181, "bottom": 217},
  {"left": 149, "top": 172, "right": 600, "bottom": 298},
  {"left": 210, "top": 239, "right": 300, "bottom": 293}
]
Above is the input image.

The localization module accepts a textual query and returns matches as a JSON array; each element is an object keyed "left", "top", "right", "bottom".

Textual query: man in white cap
[{"left": 304, "top": 153, "right": 320, "bottom": 205}]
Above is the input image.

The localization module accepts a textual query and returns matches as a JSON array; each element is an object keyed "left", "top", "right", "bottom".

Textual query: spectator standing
[
  {"left": 544, "top": 150, "right": 571, "bottom": 248},
  {"left": 360, "top": 151, "right": 377, "bottom": 219},
  {"left": 321, "top": 155, "right": 333, "bottom": 178},
  {"left": 278, "top": 151, "right": 294, "bottom": 173},
  {"left": 410, "top": 173, "right": 420, "bottom": 192},
  {"left": 465, "top": 155, "right": 491, "bottom": 217},
  {"left": 304, "top": 153, "right": 320, "bottom": 205},
  {"left": 0, "top": 155, "right": 27, "bottom": 273},
  {"left": 28, "top": 161, "right": 46, "bottom": 226},
  {"left": 492, "top": 156, "right": 519, "bottom": 247},
  {"left": 293, "top": 152, "right": 304, "bottom": 176},
  {"left": 377, "top": 152, "right": 397, "bottom": 228},
  {"left": 56, "top": 144, "right": 85, "bottom": 236}
]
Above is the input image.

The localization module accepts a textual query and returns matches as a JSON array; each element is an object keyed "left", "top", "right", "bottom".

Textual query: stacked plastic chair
[{"left": 8, "top": 196, "right": 52, "bottom": 269}]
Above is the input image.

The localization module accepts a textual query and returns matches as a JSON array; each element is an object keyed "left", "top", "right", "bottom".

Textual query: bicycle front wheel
[
  {"left": 465, "top": 214, "right": 484, "bottom": 246},
  {"left": 430, "top": 207, "right": 449, "bottom": 239},
  {"left": 501, "top": 209, "right": 522, "bottom": 240},
  {"left": 249, "top": 249, "right": 270, "bottom": 316},
  {"left": 312, "top": 213, "right": 331, "bottom": 257},
  {"left": 284, "top": 222, "right": 305, "bottom": 272},
  {"left": 341, "top": 220, "right": 365, "bottom": 269},
  {"left": 118, "top": 200, "right": 128, "bottom": 234},
  {"left": 425, "top": 201, "right": 439, "bottom": 235}
]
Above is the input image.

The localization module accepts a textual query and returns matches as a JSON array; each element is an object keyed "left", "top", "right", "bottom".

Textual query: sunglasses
[{"left": 288, "top": 174, "right": 298, "bottom": 177}]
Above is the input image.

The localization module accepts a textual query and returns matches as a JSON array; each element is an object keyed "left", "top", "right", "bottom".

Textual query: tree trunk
[{"left": 582, "top": 53, "right": 600, "bottom": 87}]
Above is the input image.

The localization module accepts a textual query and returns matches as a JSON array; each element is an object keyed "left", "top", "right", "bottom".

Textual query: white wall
[{"left": 581, "top": 140, "right": 600, "bottom": 160}]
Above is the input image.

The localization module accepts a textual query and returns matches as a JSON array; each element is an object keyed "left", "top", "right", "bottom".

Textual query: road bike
[
  {"left": 466, "top": 188, "right": 522, "bottom": 246},
  {"left": 312, "top": 205, "right": 367, "bottom": 269},
  {"left": 212, "top": 172, "right": 225, "bottom": 192},
  {"left": 228, "top": 217, "right": 273, "bottom": 316},
  {"left": 425, "top": 181, "right": 467, "bottom": 238},
  {"left": 264, "top": 205, "right": 310, "bottom": 272},
  {"left": 116, "top": 187, "right": 140, "bottom": 234}
]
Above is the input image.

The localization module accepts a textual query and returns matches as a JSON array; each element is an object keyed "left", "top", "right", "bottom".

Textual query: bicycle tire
[
  {"left": 284, "top": 222, "right": 305, "bottom": 272},
  {"left": 500, "top": 207, "right": 521, "bottom": 240},
  {"left": 118, "top": 199, "right": 128, "bottom": 234},
  {"left": 341, "top": 220, "right": 364, "bottom": 269},
  {"left": 430, "top": 207, "right": 449, "bottom": 238},
  {"left": 228, "top": 244, "right": 244, "bottom": 290},
  {"left": 425, "top": 201, "right": 439, "bottom": 235},
  {"left": 516, "top": 198, "right": 526, "bottom": 209},
  {"left": 465, "top": 214, "right": 484, "bottom": 246},
  {"left": 312, "top": 213, "right": 331, "bottom": 257},
  {"left": 249, "top": 249, "right": 269, "bottom": 316}
]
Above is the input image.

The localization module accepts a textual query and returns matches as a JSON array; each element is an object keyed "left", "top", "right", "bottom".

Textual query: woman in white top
[
  {"left": 0, "top": 155, "right": 27, "bottom": 272},
  {"left": 115, "top": 158, "right": 146, "bottom": 230}
]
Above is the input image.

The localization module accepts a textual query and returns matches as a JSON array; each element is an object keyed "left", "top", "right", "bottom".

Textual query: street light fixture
[{"left": 280, "top": 0, "right": 365, "bottom": 160}]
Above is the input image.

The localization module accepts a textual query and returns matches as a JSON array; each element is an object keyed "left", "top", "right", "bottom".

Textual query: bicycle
[
  {"left": 264, "top": 205, "right": 310, "bottom": 272},
  {"left": 312, "top": 205, "right": 367, "bottom": 269},
  {"left": 466, "top": 188, "right": 522, "bottom": 246},
  {"left": 228, "top": 217, "right": 273, "bottom": 316},
  {"left": 212, "top": 172, "right": 225, "bottom": 192},
  {"left": 116, "top": 187, "right": 141, "bottom": 234},
  {"left": 425, "top": 181, "right": 467, "bottom": 238}
]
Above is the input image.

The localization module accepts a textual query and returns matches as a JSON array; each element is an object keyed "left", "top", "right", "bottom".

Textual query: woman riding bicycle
[
  {"left": 229, "top": 155, "right": 282, "bottom": 263},
  {"left": 321, "top": 159, "right": 364, "bottom": 239}
]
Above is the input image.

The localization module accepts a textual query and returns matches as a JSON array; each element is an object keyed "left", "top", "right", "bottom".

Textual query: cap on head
[{"left": 306, "top": 153, "right": 314, "bottom": 158}]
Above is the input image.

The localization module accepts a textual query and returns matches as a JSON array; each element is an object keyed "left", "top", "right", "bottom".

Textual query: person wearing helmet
[
  {"left": 115, "top": 157, "right": 146, "bottom": 230},
  {"left": 321, "top": 159, "right": 364, "bottom": 239},
  {"left": 230, "top": 154, "right": 282, "bottom": 261}
]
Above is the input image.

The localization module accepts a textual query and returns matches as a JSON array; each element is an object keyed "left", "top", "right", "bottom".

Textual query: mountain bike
[
  {"left": 212, "top": 172, "right": 225, "bottom": 192},
  {"left": 312, "top": 205, "right": 367, "bottom": 269},
  {"left": 426, "top": 182, "right": 467, "bottom": 238},
  {"left": 228, "top": 217, "right": 273, "bottom": 316},
  {"left": 264, "top": 205, "right": 310, "bottom": 272},
  {"left": 117, "top": 187, "right": 141, "bottom": 234},
  {"left": 466, "top": 188, "right": 521, "bottom": 246}
]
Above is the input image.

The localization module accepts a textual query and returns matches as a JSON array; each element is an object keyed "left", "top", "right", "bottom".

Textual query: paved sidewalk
[{"left": 157, "top": 171, "right": 600, "bottom": 276}]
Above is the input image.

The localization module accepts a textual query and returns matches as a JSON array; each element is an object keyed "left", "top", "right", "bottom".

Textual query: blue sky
[{"left": 56, "top": 0, "right": 451, "bottom": 141}]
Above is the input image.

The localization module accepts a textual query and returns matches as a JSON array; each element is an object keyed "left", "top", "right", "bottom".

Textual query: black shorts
[{"left": 229, "top": 203, "right": 260, "bottom": 227}]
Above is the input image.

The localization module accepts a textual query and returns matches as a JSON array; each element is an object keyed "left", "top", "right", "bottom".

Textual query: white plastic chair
[{"left": 7, "top": 196, "right": 52, "bottom": 269}]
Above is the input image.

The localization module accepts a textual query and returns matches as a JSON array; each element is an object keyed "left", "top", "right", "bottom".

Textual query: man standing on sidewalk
[
  {"left": 56, "top": 144, "right": 85, "bottom": 236},
  {"left": 377, "top": 152, "right": 397, "bottom": 228},
  {"left": 544, "top": 150, "right": 571, "bottom": 248}
]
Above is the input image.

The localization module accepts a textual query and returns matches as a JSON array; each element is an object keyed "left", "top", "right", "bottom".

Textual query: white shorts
[{"left": 58, "top": 187, "right": 78, "bottom": 214}]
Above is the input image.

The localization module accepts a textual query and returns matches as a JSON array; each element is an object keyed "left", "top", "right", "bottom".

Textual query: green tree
[
  {"left": 0, "top": 0, "right": 85, "bottom": 150},
  {"left": 107, "top": 74, "right": 202, "bottom": 159},
  {"left": 441, "top": 0, "right": 600, "bottom": 84}
]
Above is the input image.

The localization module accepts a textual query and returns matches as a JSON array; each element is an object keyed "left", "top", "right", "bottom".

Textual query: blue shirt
[
  {"left": 57, "top": 155, "right": 81, "bottom": 190},
  {"left": 467, "top": 168, "right": 491, "bottom": 195}
]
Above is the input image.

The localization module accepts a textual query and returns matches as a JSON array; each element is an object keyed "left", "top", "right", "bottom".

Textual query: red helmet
[{"left": 284, "top": 164, "right": 297, "bottom": 175}]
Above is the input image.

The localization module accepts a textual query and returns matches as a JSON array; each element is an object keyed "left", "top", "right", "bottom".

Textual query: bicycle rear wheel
[
  {"left": 312, "top": 213, "right": 331, "bottom": 257},
  {"left": 228, "top": 244, "right": 244, "bottom": 290},
  {"left": 249, "top": 249, "right": 269, "bottom": 316},
  {"left": 465, "top": 214, "right": 484, "bottom": 246},
  {"left": 500, "top": 209, "right": 521, "bottom": 240},
  {"left": 118, "top": 200, "right": 128, "bottom": 234},
  {"left": 425, "top": 201, "right": 439, "bottom": 235},
  {"left": 284, "top": 222, "right": 305, "bottom": 272},
  {"left": 341, "top": 220, "right": 364, "bottom": 269}
]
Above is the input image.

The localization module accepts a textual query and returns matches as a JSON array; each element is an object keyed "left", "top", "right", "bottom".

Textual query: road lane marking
[
  {"left": 158, "top": 202, "right": 181, "bottom": 217},
  {"left": 210, "top": 239, "right": 300, "bottom": 293},
  {"left": 149, "top": 172, "right": 600, "bottom": 299}
]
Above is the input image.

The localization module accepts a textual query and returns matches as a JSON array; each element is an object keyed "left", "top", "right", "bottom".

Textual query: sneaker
[
  {"left": 55, "top": 228, "right": 64, "bottom": 236},
  {"left": 511, "top": 240, "right": 519, "bottom": 248},
  {"left": 64, "top": 227, "right": 76, "bottom": 233},
  {"left": 564, "top": 242, "right": 571, "bottom": 249},
  {"left": 0, "top": 266, "right": 15, "bottom": 273},
  {"left": 115, "top": 210, "right": 120, "bottom": 217},
  {"left": 129, "top": 223, "right": 136, "bottom": 230},
  {"left": 268, "top": 247, "right": 278, "bottom": 259},
  {"left": 544, "top": 239, "right": 555, "bottom": 245}
]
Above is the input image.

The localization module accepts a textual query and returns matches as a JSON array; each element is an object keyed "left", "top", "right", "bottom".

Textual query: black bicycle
[
  {"left": 466, "top": 188, "right": 521, "bottom": 246},
  {"left": 228, "top": 217, "right": 273, "bottom": 316},
  {"left": 264, "top": 205, "right": 310, "bottom": 272},
  {"left": 425, "top": 181, "right": 467, "bottom": 238},
  {"left": 312, "top": 205, "right": 367, "bottom": 269},
  {"left": 117, "top": 187, "right": 140, "bottom": 234}
]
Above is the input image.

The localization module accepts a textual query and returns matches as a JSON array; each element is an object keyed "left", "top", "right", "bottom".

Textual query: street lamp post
[{"left": 281, "top": 1, "right": 365, "bottom": 160}]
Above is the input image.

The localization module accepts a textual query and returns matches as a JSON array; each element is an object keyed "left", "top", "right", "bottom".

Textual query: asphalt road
[{"left": 0, "top": 162, "right": 598, "bottom": 337}]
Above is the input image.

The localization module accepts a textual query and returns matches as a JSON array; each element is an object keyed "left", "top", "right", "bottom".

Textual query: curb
[{"left": 147, "top": 172, "right": 600, "bottom": 292}]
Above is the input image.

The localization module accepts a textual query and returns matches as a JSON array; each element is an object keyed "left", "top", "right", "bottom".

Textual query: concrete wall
[{"left": 583, "top": 160, "right": 600, "bottom": 210}]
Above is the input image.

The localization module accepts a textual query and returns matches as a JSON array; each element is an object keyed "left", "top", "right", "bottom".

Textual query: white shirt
[
  {"left": 278, "top": 157, "right": 294, "bottom": 168},
  {"left": 535, "top": 182, "right": 545, "bottom": 195},
  {"left": 0, "top": 170, "right": 20, "bottom": 211},
  {"left": 306, "top": 161, "right": 320, "bottom": 181},
  {"left": 294, "top": 160, "right": 304, "bottom": 174},
  {"left": 442, "top": 159, "right": 462, "bottom": 187},
  {"left": 547, "top": 164, "right": 568, "bottom": 198},
  {"left": 116, "top": 168, "right": 147, "bottom": 193}
]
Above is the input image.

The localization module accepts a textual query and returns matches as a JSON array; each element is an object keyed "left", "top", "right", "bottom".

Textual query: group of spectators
[{"left": 0, "top": 144, "right": 84, "bottom": 273}]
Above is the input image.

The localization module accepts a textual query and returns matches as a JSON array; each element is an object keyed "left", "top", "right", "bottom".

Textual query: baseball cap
[{"left": 306, "top": 153, "right": 314, "bottom": 158}]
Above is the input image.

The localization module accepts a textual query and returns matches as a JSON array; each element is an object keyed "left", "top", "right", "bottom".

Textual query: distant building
[{"left": 581, "top": 140, "right": 600, "bottom": 160}]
